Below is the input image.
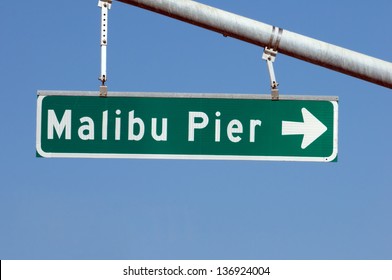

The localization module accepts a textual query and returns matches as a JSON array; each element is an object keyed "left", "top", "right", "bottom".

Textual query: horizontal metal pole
[{"left": 116, "top": 0, "right": 392, "bottom": 89}]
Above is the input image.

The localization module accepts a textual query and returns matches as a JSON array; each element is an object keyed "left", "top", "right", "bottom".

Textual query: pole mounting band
[{"left": 268, "top": 26, "right": 283, "bottom": 51}]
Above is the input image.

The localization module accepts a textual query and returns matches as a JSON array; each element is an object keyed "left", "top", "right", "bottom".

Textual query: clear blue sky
[{"left": 1, "top": 0, "right": 392, "bottom": 259}]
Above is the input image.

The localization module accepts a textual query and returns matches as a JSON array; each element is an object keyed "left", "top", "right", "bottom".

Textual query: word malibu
[{"left": 47, "top": 109, "right": 262, "bottom": 143}]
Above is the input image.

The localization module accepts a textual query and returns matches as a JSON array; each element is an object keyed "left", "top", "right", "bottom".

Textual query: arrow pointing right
[{"left": 282, "top": 108, "right": 327, "bottom": 149}]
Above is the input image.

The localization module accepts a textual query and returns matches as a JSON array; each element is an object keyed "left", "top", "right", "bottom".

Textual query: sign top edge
[{"left": 37, "top": 90, "right": 339, "bottom": 101}]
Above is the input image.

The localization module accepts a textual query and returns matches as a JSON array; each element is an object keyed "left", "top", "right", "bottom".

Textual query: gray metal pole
[{"left": 116, "top": 0, "right": 392, "bottom": 89}]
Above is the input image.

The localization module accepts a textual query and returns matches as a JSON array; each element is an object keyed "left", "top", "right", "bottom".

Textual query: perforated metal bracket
[
  {"left": 262, "top": 48, "right": 279, "bottom": 100},
  {"left": 98, "top": 0, "right": 112, "bottom": 96}
]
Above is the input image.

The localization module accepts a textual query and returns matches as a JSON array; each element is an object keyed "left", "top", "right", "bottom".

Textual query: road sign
[{"left": 36, "top": 91, "right": 338, "bottom": 162}]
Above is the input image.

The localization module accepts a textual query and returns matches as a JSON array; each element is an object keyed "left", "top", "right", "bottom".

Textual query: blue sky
[{"left": 1, "top": 0, "right": 392, "bottom": 259}]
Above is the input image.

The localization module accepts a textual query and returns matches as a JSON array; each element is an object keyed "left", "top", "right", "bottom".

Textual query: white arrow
[{"left": 282, "top": 108, "right": 327, "bottom": 149}]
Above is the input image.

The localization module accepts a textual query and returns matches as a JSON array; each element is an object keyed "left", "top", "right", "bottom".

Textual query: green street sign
[{"left": 36, "top": 91, "right": 338, "bottom": 162}]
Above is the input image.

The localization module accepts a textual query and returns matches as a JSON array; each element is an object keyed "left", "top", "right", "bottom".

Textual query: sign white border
[{"left": 36, "top": 91, "right": 338, "bottom": 162}]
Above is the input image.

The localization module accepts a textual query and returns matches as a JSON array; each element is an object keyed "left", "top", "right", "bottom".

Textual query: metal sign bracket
[
  {"left": 98, "top": 0, "right": 112, "bottom": 97},
  {"left": 262, "top": 47, "right": 279, "bottom": 100}
]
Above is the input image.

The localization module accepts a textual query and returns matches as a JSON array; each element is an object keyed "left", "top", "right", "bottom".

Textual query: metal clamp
[
  {"left": 262, "top": 48, "right": 279, "bottom": 100},
  {"left": 98, "top": 0, "right": 112, "bottom": 97},
  {"left": 262, "top": 26, "right": 283, "bottom": 100}
]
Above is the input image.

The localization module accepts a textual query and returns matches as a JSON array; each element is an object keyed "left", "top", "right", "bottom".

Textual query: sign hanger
[{"left": 98, "top": 0, "right": 112, "bottom": 97}]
